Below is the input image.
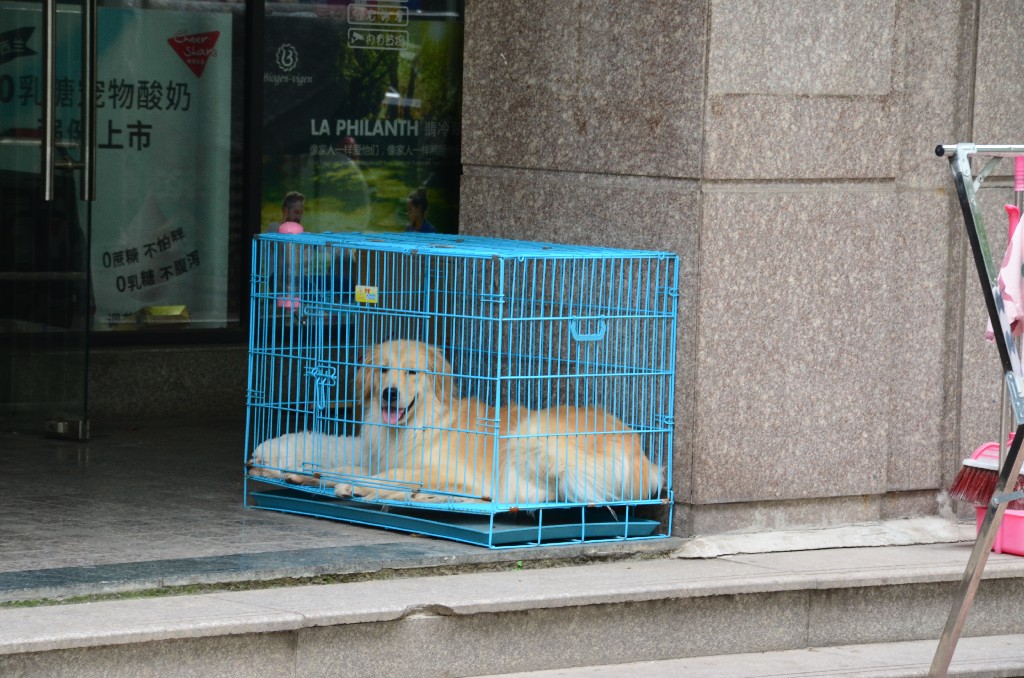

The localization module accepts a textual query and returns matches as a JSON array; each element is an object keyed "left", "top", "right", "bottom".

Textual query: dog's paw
[
  {"left": 348, "top": 484, "right": 384, "bottom": 500},
  {"left": 374, "top": 487, "right": 414, "bottom": 501},
  {"left": 434, "top": 494, "right": 487, "bottom": 504},
  {"left": 333, "top": 483, "right": 355, "bottom": 498},
  {"left": 248, "top": 464, "right": 283, "bottom": 480},
  {"left": 345, "top": 485, "right": 410, "bottom": 502},
  {"left": 409, "top": 492, "right": 445, "bottom": 502},
  {"left": 408, "top": 492, "right": 487, "bottom": 504}
]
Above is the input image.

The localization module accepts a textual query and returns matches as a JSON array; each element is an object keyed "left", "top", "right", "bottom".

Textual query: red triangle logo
[{"left": 167, "top": 31, "right": 220, "bottom": 78}]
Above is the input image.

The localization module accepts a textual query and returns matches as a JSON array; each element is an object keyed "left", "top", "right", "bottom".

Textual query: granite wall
[{"left": 460, "top": 0, "right": 1018, "bottom": 535}]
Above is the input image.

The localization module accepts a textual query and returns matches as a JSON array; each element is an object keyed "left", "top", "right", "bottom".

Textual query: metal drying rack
[{"left": 932, "top": 143, "right": 1024, "bottom": 676}]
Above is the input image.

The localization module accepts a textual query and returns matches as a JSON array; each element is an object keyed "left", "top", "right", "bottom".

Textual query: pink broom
[{"left": 948, "top": 435, "right": 1024, "bottom": 509}]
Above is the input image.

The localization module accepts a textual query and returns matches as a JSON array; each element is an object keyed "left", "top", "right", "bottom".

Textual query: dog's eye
[
  {"left": 407, "top": 370, "right": 418, "bottom": 376},
  {"left": 379, "top": 367, "right": 389, "bottom": 375}
]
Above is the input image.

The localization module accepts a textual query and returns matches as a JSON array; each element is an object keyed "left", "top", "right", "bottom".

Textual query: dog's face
[{"left": 356, "top": 340, "right": 453, "bottom": 426}]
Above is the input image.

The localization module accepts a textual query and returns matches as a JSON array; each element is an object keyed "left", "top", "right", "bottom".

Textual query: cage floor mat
[{"left": 248, "top": 488, "right": 662, "bottom": 548}]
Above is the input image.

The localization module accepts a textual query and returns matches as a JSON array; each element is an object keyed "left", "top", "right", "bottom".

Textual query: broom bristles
[{"left": 948, "top": 464, "right": 1024, "bottom": 511}]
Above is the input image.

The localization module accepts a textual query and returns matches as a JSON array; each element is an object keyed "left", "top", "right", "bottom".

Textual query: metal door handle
[
  {"left": 41, "top": 0, "right": 56, "bottom": 201},
  {"left": 81, "top": 0, "right": 96, "bottom": 201},
  {"left": 40, "top": 0, "right": 96, "bottom": 202}
]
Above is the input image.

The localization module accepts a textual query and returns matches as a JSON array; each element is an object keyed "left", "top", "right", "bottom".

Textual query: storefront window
[
  {"left": 2, "top": 0, "right": 247, "bottom": 335},
  {"left": 2, "top": 0, "right": 461, "bottom": 338},
  {"left": 262, "top": 0, "right": 464, "bottom": 235}
]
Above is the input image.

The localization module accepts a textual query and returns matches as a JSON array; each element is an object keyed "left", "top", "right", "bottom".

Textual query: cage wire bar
[
  {"left": 244, "top": 231, "right": 680, "bottom": 548},
  {"left": 932, "top": 144, "right": 1024, "bottom": 676}
]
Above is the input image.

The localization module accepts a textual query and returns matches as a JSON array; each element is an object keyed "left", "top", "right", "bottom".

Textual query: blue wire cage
[{"left": 244, "top": 231, "right": 679, "bottom": 548}]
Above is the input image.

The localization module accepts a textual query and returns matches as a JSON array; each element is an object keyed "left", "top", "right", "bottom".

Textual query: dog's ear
[
  {"left": 354, "top": 348, "right": 377, "bottom": 403},
  {"left": 426, "top": 345, "right": 454, "bottom": 403}
]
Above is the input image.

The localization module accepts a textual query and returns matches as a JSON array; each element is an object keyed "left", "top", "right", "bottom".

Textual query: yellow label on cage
[{"left": 355, "top": 285, "right": 379, "bottom": 304}]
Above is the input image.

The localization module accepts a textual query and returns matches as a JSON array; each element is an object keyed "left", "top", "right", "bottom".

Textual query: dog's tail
[
  {"left": 500, "top": 408, "right": 663, "bottom": 505},
  {"left": 565, "top": 431, "right": 663, "bottom": 504}
]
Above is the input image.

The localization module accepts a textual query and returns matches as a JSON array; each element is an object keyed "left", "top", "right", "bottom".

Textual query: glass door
[{"left": 0, "top": 0, "right": 95, "bottom": 439}]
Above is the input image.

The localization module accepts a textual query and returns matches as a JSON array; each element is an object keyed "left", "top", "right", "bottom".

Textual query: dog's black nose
[{"left": 381, "top": 387, "right": 400, "bottom": 404}]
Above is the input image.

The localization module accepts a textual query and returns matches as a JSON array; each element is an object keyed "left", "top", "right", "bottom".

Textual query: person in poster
[
  {"left": 404, "top": 188, "right": 435, "bottom": 233},
  {"left": 267, "top": 191, "right": 305, "bottom": 233}
]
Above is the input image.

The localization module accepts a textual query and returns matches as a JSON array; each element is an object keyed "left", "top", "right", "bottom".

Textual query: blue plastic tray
[{"left": 248, "top": 488, "right": 663, "bottom": 548}]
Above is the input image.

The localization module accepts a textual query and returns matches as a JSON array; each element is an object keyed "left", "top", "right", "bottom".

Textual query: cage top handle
[{"left": 569, "top": 318, "right": 608, "bottom": 342}]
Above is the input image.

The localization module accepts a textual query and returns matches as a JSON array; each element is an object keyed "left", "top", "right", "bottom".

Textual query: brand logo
[
  {"left": 355, "top": 285, "right": 379, "bottom": 304},
  {"left": 167, "top": 31, "right": 220, "bottom": 77},
  {"left": 0, "top": 27, "right": 37, "bottom": 66},
  {"left": 275, "top": 43, "right": 298, "bottom": 72}
]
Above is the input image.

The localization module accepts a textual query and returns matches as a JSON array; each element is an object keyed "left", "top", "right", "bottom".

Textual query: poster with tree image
[{"left": 262, "top": 1, "right": 463, "bottom": 235}]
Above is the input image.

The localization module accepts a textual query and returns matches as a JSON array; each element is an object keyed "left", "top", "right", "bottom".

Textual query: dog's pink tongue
[{"left": 383, "top": 408, "right": 405, "bottom": 425}]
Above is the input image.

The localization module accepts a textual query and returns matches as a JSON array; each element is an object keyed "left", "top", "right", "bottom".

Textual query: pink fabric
[{"left": 987, "top": 205, "right": 1024, "bottom": 341}]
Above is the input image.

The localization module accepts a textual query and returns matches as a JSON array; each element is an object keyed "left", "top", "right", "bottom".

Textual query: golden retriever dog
[{"left": 250, "top": 339, "right": 662, "bottom": 505}]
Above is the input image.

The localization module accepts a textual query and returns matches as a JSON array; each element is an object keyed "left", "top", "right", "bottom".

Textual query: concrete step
[
  {"left": 3, "top": 540, "right": 1024, "bottom": 677},
  {"left": 481, "top": 634, "right": 1024, "bottom": 677}
]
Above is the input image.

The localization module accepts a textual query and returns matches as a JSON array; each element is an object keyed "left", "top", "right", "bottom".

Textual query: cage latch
[{"left": 305, "top": 364, "right": 338, "bottom": 410}]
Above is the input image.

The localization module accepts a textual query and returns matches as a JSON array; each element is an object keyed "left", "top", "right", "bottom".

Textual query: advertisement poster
[
  {"left": 0, "top": 6, "right": 232, "bottom": 331},
  {"left": 90, "top": 8, "right": 232, "bottom": 330},
  {"left": 262, "top": 0, "right": 463, "bottom": 235}
]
